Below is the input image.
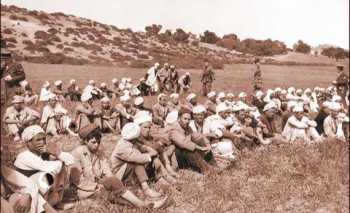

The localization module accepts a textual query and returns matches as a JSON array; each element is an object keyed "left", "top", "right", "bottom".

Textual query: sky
[{"left": 2, "top": 0, "right": 349, "bottom": 49}]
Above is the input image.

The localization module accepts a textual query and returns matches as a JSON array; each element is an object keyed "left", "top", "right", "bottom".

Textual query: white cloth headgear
[
  {"left": 263, "top": 101, "right": 276, "bottom": 112},
  {"left": 216, "top": 102, "right": 229, "bottom": 113},
  {"left": 70, "top": 79, "right": 76, "bottom": 84},
  {"left": 121, "top": 122, "right": 141, "bottom": 140},
  {"left": 238, "top": 92, "right": 247, "bottom": 98},
  {"left": 255, "top": 90, "right": 264, "bottom": 98},
  {"left": 89, "top": 80, "right": 95, "bottom": 85},
  {"left": 43, "top": 81, "right": 50, "bottom": 88},
  {"left": 81, "top": 92, "right": 93, "bottom": 102},
  {"left": 112, "top": 78, "right": 118, "bottom": 84},
  {"left": 186, "top": 93, "right": 196, "bottom": 102},
  {"left": 192, "top": 105, "right": 207, "bottom": 114},
  {"left": 165, "top": 111, "right": 178, "bottom": 124},
  {"left": 328, "top": 102, "right": 341, "bottom": 111},
  {"left": 120, "top": 95, "right": 131, "bottom": 102},
  {"left": 134, "top": 97, "right": 144, "bottom": 106},
  {"left": 100, "top": 82, "right": 107, "bottom": 88},
  {"left": 170, "top": 93, "right": 179, "bottom": 99},
  {"left": 12, "top": 95, "right": 24, "bottom": 104},
  {"left": 217, "top": 92, "right": 226, "bottom": 99},
  {"left": 293, "top": 105, "right": 304, "bottom": 112},
  {"left": 101, "top": 96, "right": 110, "bottom": 103},
  {"left": 22, "top": 125, "right": 45, "bottom": 142},
  {"left": 207, "top": 91, "right": 216, "bottom": 98},
  {"left": 134, "top": 111, "right": 153, "bottom": 125},
  {"left": 54, "top": 80, "right": 62, "bottom": 86}
]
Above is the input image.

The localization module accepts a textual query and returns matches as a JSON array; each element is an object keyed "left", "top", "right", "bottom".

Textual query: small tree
[
  {"left": 200, "top": 30, "right": 220, "bottom": 44},
  {"left": 293, "top": 40, "right": 311, "bottom": 54},
  {"left": 145, "top": 24, "right": 162, "bottom": 36}
]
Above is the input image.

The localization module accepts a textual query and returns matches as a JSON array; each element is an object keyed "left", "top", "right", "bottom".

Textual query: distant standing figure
[
  {"left": 334, "top": 64, "right": 349, "bottom": 99},
  {"left": 200, "top": 62, "right": 215, "bottom": 96},
  {"left": 252, "top": 58, "right": 263, "bottom": 91}
]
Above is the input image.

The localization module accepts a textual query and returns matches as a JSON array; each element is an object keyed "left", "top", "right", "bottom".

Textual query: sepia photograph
[{"left": 0, "top": 0, "right": 349, "bottom": 212}]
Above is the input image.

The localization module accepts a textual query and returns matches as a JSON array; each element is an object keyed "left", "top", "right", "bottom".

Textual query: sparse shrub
[
  {"left": 9, "top": 14, "right": 28, "bottom": 22},
  {"left": 293, "top": 40, "right": 311, "bottom": 54},
  {"left": 200, "top": 30, "right": 220, "bottom": 44},
  {"left": 173, "top": 28, "right": 189, "bottom": 43},
  {"left": 321, "top": 47, "right": 349, "bottom": 59},
  {"left": 145, "top": 24, "right": 162, "bottom": 36}
]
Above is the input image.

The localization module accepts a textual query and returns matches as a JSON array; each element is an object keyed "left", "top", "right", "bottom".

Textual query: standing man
[
  {"left": 252, "top": 58, "right": 263, "bottom": 91},
  {"left": 200, "top": 62, "right": 215, "bottom": 96},
  {"left": 334, "top": 64, "right": 349, "bottom": 99}
]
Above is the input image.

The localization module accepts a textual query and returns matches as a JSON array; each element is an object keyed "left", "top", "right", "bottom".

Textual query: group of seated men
[{"left": 1, "top": 63, "right": 350, "bottom": 213}]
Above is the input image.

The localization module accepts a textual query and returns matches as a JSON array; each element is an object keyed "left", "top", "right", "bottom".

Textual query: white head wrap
[
  {"left": 101, "top": 96, "right": 110, "bottom": 103},
  {"left": 293, "top": 105, "right": 304, "bottom": 112},
  {"left": 328, "top": 102, "right": 341, "bottom": 111},
  {"left": 238, "top": 92, "right": 247, "bottom": 98},
  {"left": 100, "top": 82, "right": 107, "bottom": 88},
  {"left": 192, "top": 105, "right": 207, "bottom": 114},
  {"left": 255, "top": 90, "right": 264, "bottom": 98},
  {"left": 185, "top": 72, "right": 190, "bottom": 76},
  {"left": 332, "top": 95, "right": 342, "bottom": 102},
  {"left": 89, "top": 80, "right": 95, "bottom": 85},
  {"left": 186, "top": 93, "right": 196, "bottom": 102},
  {"left": 81, "top": 92, "right": 92, "bottom": 102},
  {"left": 170, "top": 93, "right": 179, "bottom": 99},
  {"left": 207, "top": 91, "right": 216, "bottom": 98},
  {"left": 165, "top": 111, "right": 178, "bottom": 124},
  {"left": 134, "top": 97, "right": 144, "bottom": 106},
  {"left": 121, "top": 122, "right": 141, "bottom": 140},
  {"left": 22, "top": 125, "right": 45, "bottom": 142},
  {"left": 217, "top": 92, "right": 226, "bottom": 99},
  {"left": 70, "top": 79, "right": 76, "bottom": 84},
  {"left": 54, "top": 80, "right": 62, "bottom": 86},
  {"left": 157, "top": 93, "right": 167, "bottom": 102},
  {"left": 20, "top": 80, "right": 28, "bottom": 88},
  {"left": 12, "top": 95, "right": 24, "bottom": 104},
  {"left": 120, "top": 95, "right": 131, "bottom": 102},
  {"left": 43, "top": 81, "right": 50, "bottom": 88},
  {"left": 134, "top": 111, "right": 153, "bottom": 125},
  {"left": 263, "top": 101, "right": 276, "bottom": 112},
  {"left": 216, "top": 102, "right": 229, "bottom": 113},
  {"left": 112, "top": 78, "right": 118, "bottom": 84}
]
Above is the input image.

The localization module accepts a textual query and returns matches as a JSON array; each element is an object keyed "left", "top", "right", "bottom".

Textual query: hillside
[{"left": 0, "top": 4, "right": 344, "bottom": 68}]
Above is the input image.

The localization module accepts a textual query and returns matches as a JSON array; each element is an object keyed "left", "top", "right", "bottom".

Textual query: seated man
[
  {"left": 282, "top": 105, "right": 321, "bottom": 143},
  {"left": 99, "top": 97, "right": 120, "bottom": 133},
  {"left": 167, "top": 93, "right": 181, "bottom": 112},
  {"left": 110, "top": 123, "right": 164, "bottom": 199},
  {"left": 204, "top": 91, "right": 217, "bottom": 115},
  {"left": 111, "top": 78, "right": 124, "bottom": 98},
  {"left": 134, "top": 111, "right": 178, "bottom": 181},
  {"left": 323, "top": 102, "right": 346, "bottom": 141},
  {"left": 115, "top": 95, "right": 136, "bottom": 128},
  {"left": 99, "top": 82, "right": 114, "bottom": 99},
  {"left": 14, "top": 125, "right": 77, "bottom": 209},
  {"left": 71, "top": 124, "right": 167, "bottom": 208},
  {"left": 1, "top": 164, "right": 58, "bottom": 213},
  {"left": 152, "top": 94, "right": 169, "bottom": 127},
  {"left": 134, "top": 97, "right": 152, "bottom": 113},
  {"left": 66, "top": 79, "right": 81, "bottom": 101},
  {"left": 39, "top": 81, "right": 53, "bottom": 102},
  {"left": 75, "top": 92, "right": 100, "bottom": 132},
  {"left": 3, "top": 96, "right": 40, "bottom": 141},
  {"left": 20, "top": 80, "right": 39, "bottom": 106},
  {"left": 256, "top": 102, "right": 286, "bottom": 145},
  {"left": 178, "top": 72, "right": 192, "bottom": 94},
  {"left": 52, "top": 81, "right": 65, "bottom": 101},
  {"left": 183, "top": 93, "right": 198, "bottom": 112},
  {"left": 164, "top": 108, "right": 214, "bottom": 174},
  {"left": 41, "top": 94, "right": 74, "bottom": 136}
]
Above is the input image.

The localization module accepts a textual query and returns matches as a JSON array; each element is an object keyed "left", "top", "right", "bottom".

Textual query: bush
[
  {"left": 237, "top": 39, "right": 287, "bottom": 56},
  {"left": 145, "top": 24, "right": 162, "bottom": 36},
  {"left": 321, "top": 47, "right": 349, "bottom": 59},
  {"left": 293, "top": 40, "right": 311, "bottom": 54},
  {"left": 173, "top": 28, "right": 189, "bottom": 43},
  {"left": 200, "top": 30, "right": 220, "bottom": 44}
]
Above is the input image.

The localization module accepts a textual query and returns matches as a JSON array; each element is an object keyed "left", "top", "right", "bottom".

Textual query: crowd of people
[{"left": 1, "top": 45, "right": 349, "bottom": 212}]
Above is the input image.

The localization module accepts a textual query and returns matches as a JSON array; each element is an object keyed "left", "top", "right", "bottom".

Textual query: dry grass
[{"left": 2, "top": 62, "right": 349, "bottom": 212}]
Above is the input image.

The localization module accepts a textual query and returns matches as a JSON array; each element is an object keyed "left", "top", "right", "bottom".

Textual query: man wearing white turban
[
  {"left": 99, "top": 97, "right": 120, "bottom": 133},
  {"left": 204, "top": 91, "right": 217, "bottom": 115},
  {"left": 282, "top": 105, "right": 321, "bottom": 143},
  {"left": 75, "top": 92, "right": 99, "bottom": 132},
  {"left": 145, "top": 63, "right": 161, "bottom": 95},
  {"left": 152, "top": 94, "right": 170, "bottom": 127},
  {"left": 3, "top": 96, "right": 40, "bottom": 141},
  {"left": 14, "top": 125, "right": 76, "bottom": 208},
  {"left": 178, "top": 72, "right": 192, "bottom": 94},
  {"left": 323, "top": 102, "right": 346, "bottom": 141},
  {"left": 110, "top": 122, "right": 164, "bottom": 199},
  {"left": 66, "top": 79, "right": 81, "bottom": 101},
  {"left": 167, "top": 93, "right": 181, "bottom": 112},
  {"left": 115, "top": 95, "right": 137, "bottom": 128},
  {"left": 39, "top": 81, "right": 54, "bottom": 102}
]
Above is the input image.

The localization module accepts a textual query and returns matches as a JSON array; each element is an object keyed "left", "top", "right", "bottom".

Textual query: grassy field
[{"left": 4, "top": 62, "right": 349, "bottom": 212}]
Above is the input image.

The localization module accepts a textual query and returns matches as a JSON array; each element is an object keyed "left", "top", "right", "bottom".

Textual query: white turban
[
  {"left": 20, "top": 80, "right": 28, "bottom": 88},
  {"left": 165, "top": 111, "right": 178, "bottom": 124},
  {"left": 255, "top": 90, "right": 264, "bottom": 98},
  {"left": 293, "top": 105, "right": 304, "bottom": 112},
  {"left": 238, "top": 92, "right": 247, "bottom": 98},
  {"left": 134, "top": 97, "right": 144, "bottom": 106},
  {"left": 81, "top": 92, "right": 92, "bottom": 102},
  {"left": 43, "top": 81, "right": 50, "bottom": 88},
  {"left": 12, "top": 95, "right": 24, "bottom": 104},
  {"left": 134, "top": 111, "right": 152, "bottom": 125},
  {"left": 288, "top": 87, "right": 295, "bottom": 94},
  {"left": 281, "top": 90, "right": 287, "bottom": 95},
  {"left": 157, "top": 93, "right": 167, "bottom": 101},
  {"left": 54, "top": 80, "right": 62, "bottom": 86},
  {"left": 120, "top": 95, "right": 130, "bottom": 102},
  {"left": 216, "top": 102, "right": 229, "bottom": 113},
  {"left": 232, "top": 104, "right": 244, "bottom": 112},
  {"left": 328, "top": 102, "right": 341, "bottom": 111},
  {"left": 112, "top": 78, "right": 118, "bottom": 84},
  {"left": 186, "top": 93, "right": 196, "bottom": 102},
  {"left": 217, "top": 92, "right": 226, "bottom": 99},
  {"left": 332, "top": 95, "right": 342, "bottom": 102},
  {"left": 192, "top": 105, "right": 206, "bottom": 114},
  {"left": 185, "top": 72, "right": 190, "bottom": 76},
  {"left": 274, "top": 87, "right": 282, "bottom": 92},
  {"left": 70, "top": 79, "right": 76, "bottom": 84},
  {"left": 88, "top": 80, "right": 95, "bottom": 85},
  {"left": 207, "top": 91, "right": 216, "bottom": 98},
  {"left": 121, "top": 122, "right": 141, "bottom": 140},
  {"left": 47, "top": 93, "right": 57, "bottom": 101},
  {"left": 263, "top": 101, "right": 276, "bottom": 112},
  {"left": 296, "top": 89, "right": 303, "bottom": 94},
  {"left": 154, "top": 62, "right": 160, "bottom": 67},
  {"left": 101, "top": 96, "right": 110, "bottom": 103},
  {"left": 100, "top": 82, "right": 107, "bottom": 88},
  {"left": 170, "top": 93, "right": 179, "bottom": 99},
  {"left": 22, "top": 125, "right": 44, "bottom": 142}
]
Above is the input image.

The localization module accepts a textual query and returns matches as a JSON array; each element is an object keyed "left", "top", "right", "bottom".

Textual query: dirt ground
[{"left": 3, "top": 62, "right": 349, "bottom": 213}]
